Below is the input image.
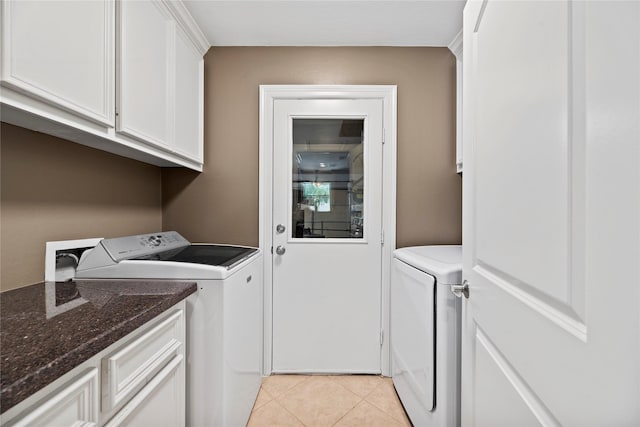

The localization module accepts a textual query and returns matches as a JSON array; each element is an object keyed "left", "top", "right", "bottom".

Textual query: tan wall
[
  {"left": 1, "top": 123, "right": 162, "bottom": 291},
  {"left": 162, "top": 47, "right": 461, "bottom": 248}
]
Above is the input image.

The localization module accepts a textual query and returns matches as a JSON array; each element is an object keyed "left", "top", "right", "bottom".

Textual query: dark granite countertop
[{"left": 0, "top": 279, "right": 197, "bottom": 413}]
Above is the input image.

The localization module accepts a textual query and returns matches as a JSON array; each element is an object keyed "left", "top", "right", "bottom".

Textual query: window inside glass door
[{"left": 291, "top": 118, "right": 364, "bottom": 239}]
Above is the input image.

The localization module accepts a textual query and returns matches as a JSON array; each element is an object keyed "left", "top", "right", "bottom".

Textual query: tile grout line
[
  {"left": 280, "top": 375, "right": 363, "bottom": 427},
  {"left": 251, "top": 387, "right": 274, "bottom": 412},
  {"left": 326, "top": 375, "right": 391, "bottom": 426},
  {"left": 273, "top": 396, "right": 309, "bottom": 427},
  {"left": 327, "top": 376, "right": 366, "bottom": 427},
  {"left": 330, "top": 396, "right": 365, "bottom": 427},
  {"left": 360, "top": 379, "right": 410, "bottom": 425},
  {"left": 271, "top": 375, "right": 343, "bottom": 427},
  {"left": 253, "top": 375, "right": 314, "bottom": 426},
  {"left": 303, "top": 375, "right": 361, "bottom": 427},
  {"left": 262, "top": 375, "right": 313, "bottom": 400}
]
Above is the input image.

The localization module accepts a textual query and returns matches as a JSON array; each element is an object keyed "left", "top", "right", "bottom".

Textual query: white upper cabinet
[
  {"left": 174, "top": 25, "right": 204, "bottom": 162},
  {"left": 1, "top": 0, "right": 115, "bottom": 127},
  {"left": 117, "top": 0, "right": 205, "bottom": 163},
  {"left": 0, "top": 0, "right": 207, "bottom": 170},
  {"left": 117, "top": 0, "right": 173, "bottom": 150}
]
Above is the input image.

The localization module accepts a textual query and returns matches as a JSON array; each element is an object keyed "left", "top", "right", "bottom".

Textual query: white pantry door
[
  {"left": 462, "top": 1, "right": 640, "bottom": 425},
  {"left": 272, "top": 98, "right": 383, "bottom": 373}
]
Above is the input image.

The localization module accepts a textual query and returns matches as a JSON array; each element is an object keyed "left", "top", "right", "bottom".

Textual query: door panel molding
[
  {"left": 473, "top": 263, "right": 587, "bottom": 341},
  {"left": 475, "top": 327, "right": 560, "bottom": 427},
  {"left": 259, "top": 85, "right": 397, "bottom": 376},
  {"left": 470, "top": 1, "right": 588, "bottom": 338}
]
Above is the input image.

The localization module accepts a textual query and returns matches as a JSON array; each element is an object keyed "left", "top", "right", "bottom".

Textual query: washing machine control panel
[
  {"left": 140, "top": 234, "right": 173, "bottom": 248},
  {"left": 101, "top": 231, "right": 190, "bottom": 262}
]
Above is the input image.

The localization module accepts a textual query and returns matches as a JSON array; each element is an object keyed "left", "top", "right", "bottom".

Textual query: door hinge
[
  {"left": 270, "top": 246, "right": 273, "bottom": 254},
  {"left": 382, "top": 127, "right": 385, "bottom": 144},
  {"left": 381, "top": 230, "right": 384, "bottom": 245},
  {"left": 380, "top": 328, "right": 384, "bottom": 345}
]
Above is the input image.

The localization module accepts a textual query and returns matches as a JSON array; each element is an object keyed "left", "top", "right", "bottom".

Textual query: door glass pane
[{"left": 292, "top": 118, "right": 364, "bottom": 239}]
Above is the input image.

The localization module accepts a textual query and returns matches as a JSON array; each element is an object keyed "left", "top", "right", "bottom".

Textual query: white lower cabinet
[
  {"left": 104, "top": 355, "right": 184, "bottom": 427},
  {"left": 7, "top": 369, "right": 99, "bottom": 427},
  {"left": 101, "top": 309, "right": 184, "bottom": 413},
  {"left": 1, "top": 303, "right": 186, "bottom": 427}
]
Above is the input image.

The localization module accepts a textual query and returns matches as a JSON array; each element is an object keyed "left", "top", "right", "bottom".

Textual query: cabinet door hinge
[
  {"left": 381, "top": 230, "right": 384, "bottom": 245},
  {"left": 380, "top": 328, "right": 384, "bottom": 345},
  {"left": 382, "top": 127, "right": 385, "bottom": 144}
]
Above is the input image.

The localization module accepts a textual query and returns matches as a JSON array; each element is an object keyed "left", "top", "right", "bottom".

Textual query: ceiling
[{"left": 183, "top": 1, "right": 465, "bottom": 47}]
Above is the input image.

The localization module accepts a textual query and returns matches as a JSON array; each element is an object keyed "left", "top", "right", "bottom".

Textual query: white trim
[
  {"left": 455, "top": 55, "right": 463, "bottom": 173},
  {"left": 449, "top": 28, "right": 464, "bottom": 173},
  {"left": 259, "top": 85, "right": 397, "bottom": 376},
  {"left": 162, "top": 0, "right": 209, "bottom": 56},
  {"left": 448, "top": 29, "right": 463, "bottom": 59}
]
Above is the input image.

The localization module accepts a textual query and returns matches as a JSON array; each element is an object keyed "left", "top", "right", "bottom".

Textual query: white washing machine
[
  {"left": 391, "top": 245, "right": 462, "bottom": 427},
  {"left": 75, "top": 231, "right": 262, "bottom": 427}
]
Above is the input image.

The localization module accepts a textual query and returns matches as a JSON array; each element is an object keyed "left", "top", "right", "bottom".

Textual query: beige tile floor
[{"left": 247, "top": 375, "right": 412, "bottom": 427}]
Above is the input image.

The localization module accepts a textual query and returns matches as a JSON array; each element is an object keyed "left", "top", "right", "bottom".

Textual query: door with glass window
[{"left": 272, "top": 98, "right": 383, "bottom": 372}]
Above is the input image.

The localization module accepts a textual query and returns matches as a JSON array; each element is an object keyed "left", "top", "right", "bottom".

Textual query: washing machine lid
[
  {"left": 132, "top": 244, "right": 258, "bottom": 269},
  {"left": 393, "top": 245, "right": 462, "bottom": 285},
  {"left": 76, "top": 231, "right": 260, "bottom": 280}
]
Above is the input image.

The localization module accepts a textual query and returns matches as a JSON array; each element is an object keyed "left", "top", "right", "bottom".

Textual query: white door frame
[{"left": 259, "top": 85, "right": 397, "bottom": 376}]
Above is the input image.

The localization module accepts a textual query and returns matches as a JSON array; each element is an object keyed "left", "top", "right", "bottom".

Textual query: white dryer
[
  {"left": 391, "top": 245, "right": 462, "bottom": 427},
  {"left": 76, "top": 231, "right": 262, "bottom": 427}
]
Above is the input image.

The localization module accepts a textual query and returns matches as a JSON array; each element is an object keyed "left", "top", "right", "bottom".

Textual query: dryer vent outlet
[{"left": 45, "top": 238, "right": 103, "bottom": 282}]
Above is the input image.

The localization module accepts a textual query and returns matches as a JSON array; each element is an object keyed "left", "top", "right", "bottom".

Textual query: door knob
[
  {"left": 276, "top": 224, "right": 286, "bottom": 234},
  {"left": 275, "top": 245, "right": 286, "bottom": 255},
  {"left": 451, "top": 280, "right": 469, "bottom": 299}
]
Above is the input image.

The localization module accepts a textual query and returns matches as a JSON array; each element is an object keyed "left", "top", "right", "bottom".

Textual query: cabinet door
[
  {"left": 102, "top": 309, "right": 184, "bottom": 412},
  {"left": 173, "top": 25, "right": 203, "bottom": 162},
  {"left": 104, "top": 355, "right": 185, "bottom": 427},
  {"left": 117, "top": 0, "right": 173, "bottom": 149},
  {"left": 0, "top": 0, "right": 114, "bottom": 126},
  {"left": 7, "top": 369, "right": 99, "bottom": 427}
]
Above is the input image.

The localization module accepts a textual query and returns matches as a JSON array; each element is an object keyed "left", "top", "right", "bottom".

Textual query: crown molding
[
  {"left": 163, "top": 0, "right": 210, "bottom": 55},
  {"left": 448, "top": 29, "right": 463, "bottom": 59}
]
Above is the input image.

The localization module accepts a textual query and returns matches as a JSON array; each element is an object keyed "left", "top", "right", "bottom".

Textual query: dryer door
[{"left": 391, "top": 258, "right": 435, "bottom": 414}]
